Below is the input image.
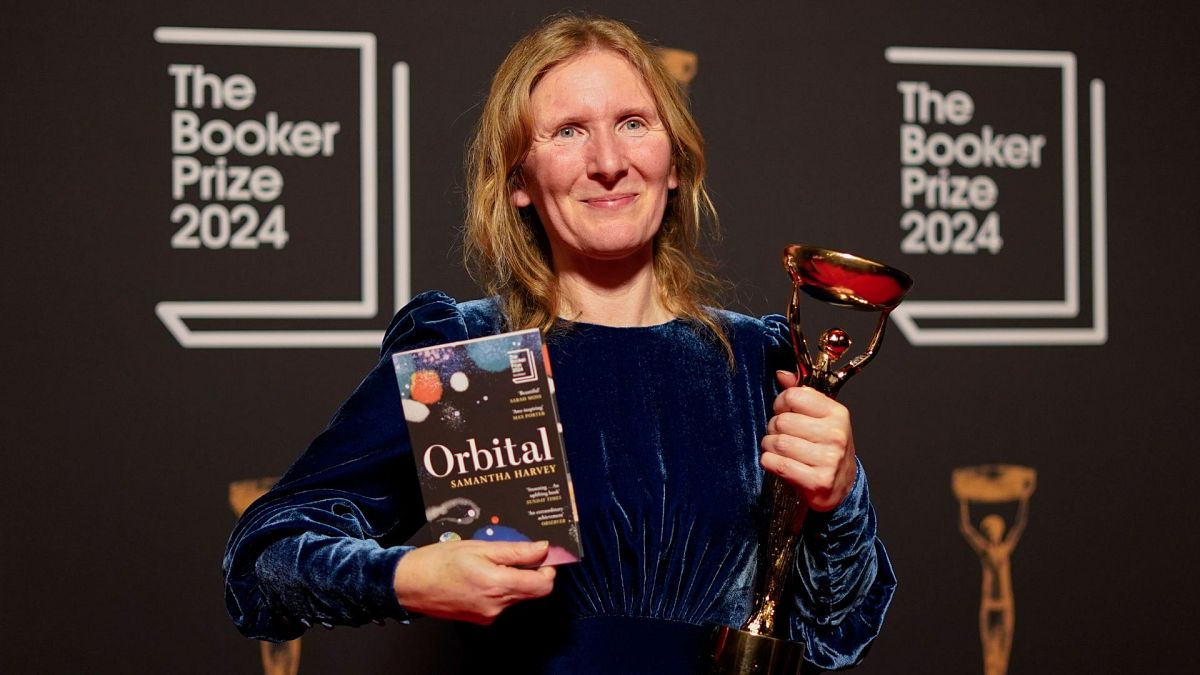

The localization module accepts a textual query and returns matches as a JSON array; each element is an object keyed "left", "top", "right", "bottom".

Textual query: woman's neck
[{"left": 553, "top": 247, "right": 673, "bottom": 327}]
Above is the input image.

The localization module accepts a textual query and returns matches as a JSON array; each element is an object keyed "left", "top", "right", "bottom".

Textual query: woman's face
[{"left": 512, "top": 49, "right": 677, "bottom": 268}]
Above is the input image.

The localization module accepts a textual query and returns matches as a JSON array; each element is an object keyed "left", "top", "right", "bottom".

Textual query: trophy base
[{"left": 711, "top": 625, "right": 806, "bottom": 674}]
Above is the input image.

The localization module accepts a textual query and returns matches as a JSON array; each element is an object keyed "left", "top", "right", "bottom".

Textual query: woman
[{"left": 225, "top": 15, "right": 894, "bottom": 673}]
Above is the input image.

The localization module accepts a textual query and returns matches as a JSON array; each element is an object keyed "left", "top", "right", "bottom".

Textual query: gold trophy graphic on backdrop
[
  {"left": 711, "top": 245, "right": 913, "bottom": 674},
  {"left": 952, "top": 465, "right": 1036, "bottom": 675},
  {"left": 229, "top": 477, "right": 302, "bottom": 675}
]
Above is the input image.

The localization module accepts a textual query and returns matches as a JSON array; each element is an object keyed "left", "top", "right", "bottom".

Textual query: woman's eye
[
  {"left": 555, "top": 127, "right": 578, "bottom": 139},
  {"left": 621, "top": 119, "right": 649, "bottom": 135}
]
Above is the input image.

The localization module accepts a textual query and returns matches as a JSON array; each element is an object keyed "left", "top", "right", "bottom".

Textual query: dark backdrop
[{"left": 4, "top": 1, "right": 1198, "bottom": 673}]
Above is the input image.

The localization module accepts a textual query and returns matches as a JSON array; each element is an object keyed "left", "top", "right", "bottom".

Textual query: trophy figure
[
  {"left": 952, "top": 464, "right": 1036, "bottom": 675},
  {"left": 712, "top": 245, "right": 912, "bottom": 674}
]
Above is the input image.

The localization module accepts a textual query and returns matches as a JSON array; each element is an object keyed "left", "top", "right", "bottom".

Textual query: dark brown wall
[{"left": 4, "top": 1, "right": 1198, "bottom": 672}]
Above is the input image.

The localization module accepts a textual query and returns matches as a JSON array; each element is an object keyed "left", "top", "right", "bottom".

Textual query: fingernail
[{"left": 533, "top": 540, "right": 549, "bottom": 551}]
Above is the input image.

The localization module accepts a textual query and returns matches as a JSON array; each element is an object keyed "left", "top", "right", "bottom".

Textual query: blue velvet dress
[{"left": 223, "top": 291, "right": 895, "bottom": 673}]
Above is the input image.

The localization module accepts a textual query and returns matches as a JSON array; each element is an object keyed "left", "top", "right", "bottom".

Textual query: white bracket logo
[
  {"left": 153, "top": 27, "right": 410, "bottom": 348},
  {"left": 885, "top": 47, "right": 1108, "bottom": 346}
]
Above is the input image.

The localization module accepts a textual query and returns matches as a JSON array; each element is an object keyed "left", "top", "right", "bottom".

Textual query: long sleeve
[
  {"left": 222, "top": 291, "right": 496, "bottom": 641},
  {"left": 788, "top": 461, "right": 896, "bottom": 670}
]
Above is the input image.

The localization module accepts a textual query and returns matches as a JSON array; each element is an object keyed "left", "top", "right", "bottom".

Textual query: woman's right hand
[{"left": 391, "top": 540, "right": 557, "bottom": 624}]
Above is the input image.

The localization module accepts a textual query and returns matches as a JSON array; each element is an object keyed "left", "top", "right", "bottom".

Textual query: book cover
[{"left": 392, "top": 329, "right": 582, "bottom": 565}]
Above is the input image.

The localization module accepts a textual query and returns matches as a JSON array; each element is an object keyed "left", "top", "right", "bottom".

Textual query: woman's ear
[
  {"left": 511, "top": 170, "right": 532, "bottom": 207},
  {"left": 511, "top": 186, "right": 532, "bottom": 208},
  {"left": 668, "top": 163, "right": 679, "bottom": 190}
]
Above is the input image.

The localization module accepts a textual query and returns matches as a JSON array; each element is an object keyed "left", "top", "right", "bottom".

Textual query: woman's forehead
[{"left": 530, "top": 49, "right": 658, "bottom": 122}]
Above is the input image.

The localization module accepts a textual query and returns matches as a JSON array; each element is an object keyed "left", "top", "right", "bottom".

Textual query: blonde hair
[{"left": 463, "top": 14, "right": 730, "bottom": 357}]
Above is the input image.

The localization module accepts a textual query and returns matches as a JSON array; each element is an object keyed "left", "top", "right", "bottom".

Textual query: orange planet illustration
[{"left": 410, "top": 370, "right": 443, "bottom": 404}]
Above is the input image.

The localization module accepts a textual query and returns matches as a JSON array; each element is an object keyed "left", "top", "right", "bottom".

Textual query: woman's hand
[
  {"left": 392, "top": 540, "right": 557, "bottom": 624},
  {"left": 760, "top": 370, "right": 858, "bottom": 512}
]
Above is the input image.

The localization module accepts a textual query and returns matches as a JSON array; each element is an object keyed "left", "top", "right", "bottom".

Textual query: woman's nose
[{"left": 586, "top": 130, "right": 629, "bottom": 182}]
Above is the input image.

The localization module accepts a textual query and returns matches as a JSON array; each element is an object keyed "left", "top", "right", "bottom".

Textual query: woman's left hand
[{"left": 760, "top": 370, "right": 858, "bottom": 512}]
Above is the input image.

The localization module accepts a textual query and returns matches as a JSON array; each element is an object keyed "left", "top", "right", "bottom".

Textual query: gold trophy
[
  {"left": 712, "top": 245, "right": 913, "bottom": 674},
  {"left": 952, "top": 465, "right": 1036, "bottom": 675}
]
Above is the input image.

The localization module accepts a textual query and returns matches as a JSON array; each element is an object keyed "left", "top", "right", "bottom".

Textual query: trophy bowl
[{"left": 783, "top": 245, "right": 912, "bottom": 311}]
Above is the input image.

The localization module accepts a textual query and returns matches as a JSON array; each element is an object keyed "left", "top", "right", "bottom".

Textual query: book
[{"left": 392, "top": 328, "right": 582, "bottom": 565}]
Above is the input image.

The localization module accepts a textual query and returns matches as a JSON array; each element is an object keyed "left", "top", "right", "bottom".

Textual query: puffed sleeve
[
  {"left": 761, "top": 315, "right": 897, "bottom": 671},
  {"left": 222, "top": 291, "right": 475, "bottom": 641}
]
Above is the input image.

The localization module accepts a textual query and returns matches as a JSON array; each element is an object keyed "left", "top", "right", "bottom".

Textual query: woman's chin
[{"left": 565, "top": 239, "right": 656, "bottom": 266}]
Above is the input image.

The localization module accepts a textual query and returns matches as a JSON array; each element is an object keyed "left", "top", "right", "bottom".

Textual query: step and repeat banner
[{"left": 6, "top": 1, "right": 1197, "bottom": 673}]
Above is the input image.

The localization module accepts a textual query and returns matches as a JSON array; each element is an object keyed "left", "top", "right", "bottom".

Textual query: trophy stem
[{"left": 741, "top": 476, "right": 809, "bottom": 636}]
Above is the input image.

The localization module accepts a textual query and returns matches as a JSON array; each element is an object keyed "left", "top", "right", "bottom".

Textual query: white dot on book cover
[{"left": 401, "top": 399, "right": 429, "bottom": 423}]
